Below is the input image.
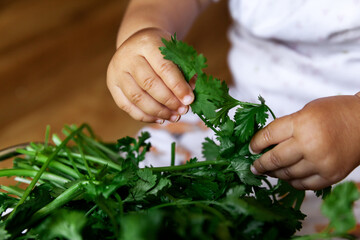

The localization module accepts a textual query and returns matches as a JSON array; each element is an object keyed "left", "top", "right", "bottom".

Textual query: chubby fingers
[
  {"left": 250, "top": 115, "right": 294, "bottom": 154},
  {"left": 250, "top": 115, "right": 296, "bottom": 175},
  {"left": 108, "top": 83, "right": 162, "bottom": 123},
  {"left": 290, "top": 175, "right": 330, "bottom": 190},
  {"left": 119, "top": 72, "right": 182, "bottom": 122},
  {"left": 266, "top": 160, "right": 316, "bottom": 180},
  {"left": 251, "top": 137, "right": 302, "bottom": 175},
  {"left": 146, "top": 44, "right": 195, "bottom": 106},
  {"left": 131, "top": 56, "right": 186, "bottom": 114}
]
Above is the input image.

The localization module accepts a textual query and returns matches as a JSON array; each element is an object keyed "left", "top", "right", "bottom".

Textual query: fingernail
[
  {"left": 156, "top": 119, "right": 165, "bottom": 124},
  {"left": 249, "top": 144, "right": 257, "bottom": 155},
  {"left": 177, "top": 106, "right": 188, "bottom": 115},
  {"left": 182, "top": 95, "right": 194, "bottom": 105},
  {"left": 170, "top": 114, "right": 180, "bottom": 122},
  {"left": 251, "top": 165, "right": 260, "bottom": 175}
]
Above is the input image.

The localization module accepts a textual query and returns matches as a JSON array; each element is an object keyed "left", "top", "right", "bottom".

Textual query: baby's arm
[
  {"left": 107, "top": 0, "right": 212, "bottom": 123},
  {"left": 250, "top": 93, "right": 360, "bottom": 190}
]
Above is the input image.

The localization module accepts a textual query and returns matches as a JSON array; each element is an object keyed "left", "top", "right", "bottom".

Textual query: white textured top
[{"left": 227, "top": 0, "right": 360, "bottom": 116}]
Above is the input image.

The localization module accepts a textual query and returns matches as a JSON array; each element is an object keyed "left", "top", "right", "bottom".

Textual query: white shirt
[{"left": 228, "top": 0, "right": 360, "bottom": 117}]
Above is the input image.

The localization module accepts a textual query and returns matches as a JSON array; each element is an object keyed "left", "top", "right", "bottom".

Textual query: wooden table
[{"left": 0, "top": 0, "right": 231, "bottom": 185}]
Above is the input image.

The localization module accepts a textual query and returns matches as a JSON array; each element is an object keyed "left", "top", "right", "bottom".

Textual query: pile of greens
[{"left": 0, "top": 35, "right": 359, "bottom": 240}]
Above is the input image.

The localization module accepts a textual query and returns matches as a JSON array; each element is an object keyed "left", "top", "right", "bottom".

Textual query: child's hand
[
  {"left": 107, "top": 28, "right": 194, "bottom": 123},
  {"left": 250, "top": 94, "right": 360, "bottom": 190}
]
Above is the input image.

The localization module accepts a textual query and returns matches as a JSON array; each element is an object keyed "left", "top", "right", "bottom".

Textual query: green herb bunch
[{"left": 0, "top": 35, "right": 358, "bottom": 240}]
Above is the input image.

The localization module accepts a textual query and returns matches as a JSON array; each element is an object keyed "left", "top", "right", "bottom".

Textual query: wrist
[{"left": 116, "top": 27, "right": 171, "bottom": 49}]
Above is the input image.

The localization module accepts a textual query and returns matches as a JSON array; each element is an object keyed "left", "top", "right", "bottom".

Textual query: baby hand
[
  {"left": 107, "top": 28, "right": 194, "bottom": 123},
  {"left": 250, "top": 94, "right": 360, "bottom": 190}
]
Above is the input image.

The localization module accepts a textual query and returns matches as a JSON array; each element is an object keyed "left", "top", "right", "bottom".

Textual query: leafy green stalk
[
  {"left": 9, "top": 124, "right": 86, "bottom": 218},
  {"left": 171, "top": 142, "right": 176, "bottom": 167},
  {"left": 0, "top": 169, "right": 69, "bottom": 185},
  {"left": 12, "top": 180, "right": 87, "bottom": 236},
  {"left": 151, "top": 160, "right": 228, "bottom": 172}
]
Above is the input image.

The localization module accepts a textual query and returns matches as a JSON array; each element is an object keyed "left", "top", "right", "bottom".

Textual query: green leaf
[
  {"left": 159, "top": 34, "right": 207, "bottom": 81},
  {"left": 0, "top": 194, "right": 17, "bottom": 216},
  {"left": 314, "top": 186, "right": 332, "bottom": 199},
  {"left": 230, "top": 158, "right": 262, "bottom": 186},
  {"left": 117, "top": 132, "right": 151, "bottom": 166},
  {"left": 125, "top": 168, "right": 157, "bottom": 202},
  {"left": 185, "top": 179, "right": 219, "bottom": 200},
  {"left": 321, "top": 181, "right": 360, "bottom": 234},
  {"left": 218, "top": 136, "right": 235, "bottom": 158},
  {"left": 202, "top": 138, "right": 220, "bottom": 161},
  {"left": 5, "top": 184, "right": 54, "bottom": 233},
  {"left": 148, "top": 178, "right": 171, "bottom": 196},
  {"left": 31, "top": 209, "right": 86, "bottom": 240},
  {"left": 274, "top": 180, "right": 305, "bottom": 211},
  {"left": 226, "top": 185, "right": 246, "bottom": 199},
  {"left": 120, "top": 210, "right": 163, "bottom": 240},
  {"left": 0, "top": 225, "right": 10, "bottom": 240},
  {"left": 234, "top": 104, "right": 269, "bottom": 143},
  {"left": 191, "top": 74, "right": 237, "bottom": 126}
]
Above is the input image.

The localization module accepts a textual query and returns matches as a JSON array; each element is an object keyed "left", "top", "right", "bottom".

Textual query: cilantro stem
[
  {"left": 16, "top": 149, "right": 80, "bottom": 179},
  {"left": 266, "top": 106, "right": 277, "bottom": 120},
  {"left": 96, "top": 196, "right": 120, "bottom": 238},
  {"left": 114, "top": 192, "right": 124, "bottom": 216},
  {"left": 148, "top": 200, "right": 217, "bottom": 210},
  {"left": 0, "top": 185, "right": 24, "bottom": 198},
  {"left": 58, "top": 152, "right": 122, "bottom": 171},
  {"left": 64, "top": 147, "right": 84, "bottom": 178},
  {"left": 44, "top": 125, "right": 50, "bottom": 149},
  {"left": 85, "top": 205, "right": 98, "bottom": 217},
  {"left": 151, "top": 160, "right": 228, "bottom": 172},
  {"left": 17, "top": 149, "right": 122, "bottom": 172},
  {"left": 148, "top": 199, "right": 230, "bottom": 223},
  {"left": 195, "top": 202, "right": 228, "bottom": 221},
  {"left": 76, "top": 138, "right": 94, "bottom": 178},
  {"left": 262, "top": 178, "right": 277, "bottom": 202},
  {"left": 0, "top": 169, "right": 69, "bottom": 185},
  {"left": 28, "top": 180, "right": 86, "bottom": 226},
  {"left": 197, "top": 114, "right": 219, "bottom": 134},
  {"left": 171, "top": 142, "right": 176, "bottom": 167},
  {"left": 68, "top": 124, "right": 121, "bottom": 160},
  {"left": 9, "top": 124, "right": 86, "bottom": 218}
]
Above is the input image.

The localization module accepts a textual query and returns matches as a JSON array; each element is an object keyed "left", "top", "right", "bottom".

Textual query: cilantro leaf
[
  {"left": 0, "top": 194, "right": 17, "bottom": 216},
  {"left": 125, "top": 168, "right": 157, "bottom": 202},
  {"left": 202, "top": 137, "right": 220, "bottom": 161},
  {"left": 321, "top": 181, "right": 360, "bottom": 234},
  {"left": 148, "top": 178, "right": 171, "bottom": 196},
  {"left": 234, "top": 103, "right": 269, "bottom": 143},
  {"left": 31, "top": 209, "right": 86, "bottom": 240},
  {"left": 159, "top": 34, "right": 207, "bottom": 81},
  {"left": 314, "top": 186, "right": 332, "bottom": 199},
  {"left": 230, "top": 158, "right": 262, "bottom": 186},
  {"left": 117, "top": 132, "right": 151, "bottom": 166},
  {"left": 0, "top": 224, "right": 10, "bottom": 240},
  {"left": 274, "top": 180, "right": 305, "bottom": 211}
]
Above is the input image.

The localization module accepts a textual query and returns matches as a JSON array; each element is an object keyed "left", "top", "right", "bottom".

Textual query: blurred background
[{"left": 0, "top": 0, "right": 231, "bottom": 183}]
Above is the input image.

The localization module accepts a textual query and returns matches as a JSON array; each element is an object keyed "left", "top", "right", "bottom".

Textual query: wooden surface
[{"left": 0, "top": 0, "right": 231, "bottom": 184}]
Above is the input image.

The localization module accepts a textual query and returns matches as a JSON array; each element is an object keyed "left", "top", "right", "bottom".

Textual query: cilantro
[
  {"left": 125, "top": 168, "right": 157, "bottom": 202},
  {"left": 0, "top": 35, "right": 356, "bottom": 240},
  {"left": 159, "top": 33, "right": 207, "bottom": 81},
  {"left": 0, "top": 225, "right": 10, "bottom": 240},
  {"left": 202, "top": 137, "right": 220, "bottom": 161},
  {"left": 230, "top": 158, "right": 262, "bottom": 186},
  {"left": 234, "top": 101, "right": 269, "bottom": 143},
  {"left": 322, "top": 182, "right": 360, "bottom": 234},
  {"left": 30, "top": 209, "right": 87, "bottom": 240}
]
